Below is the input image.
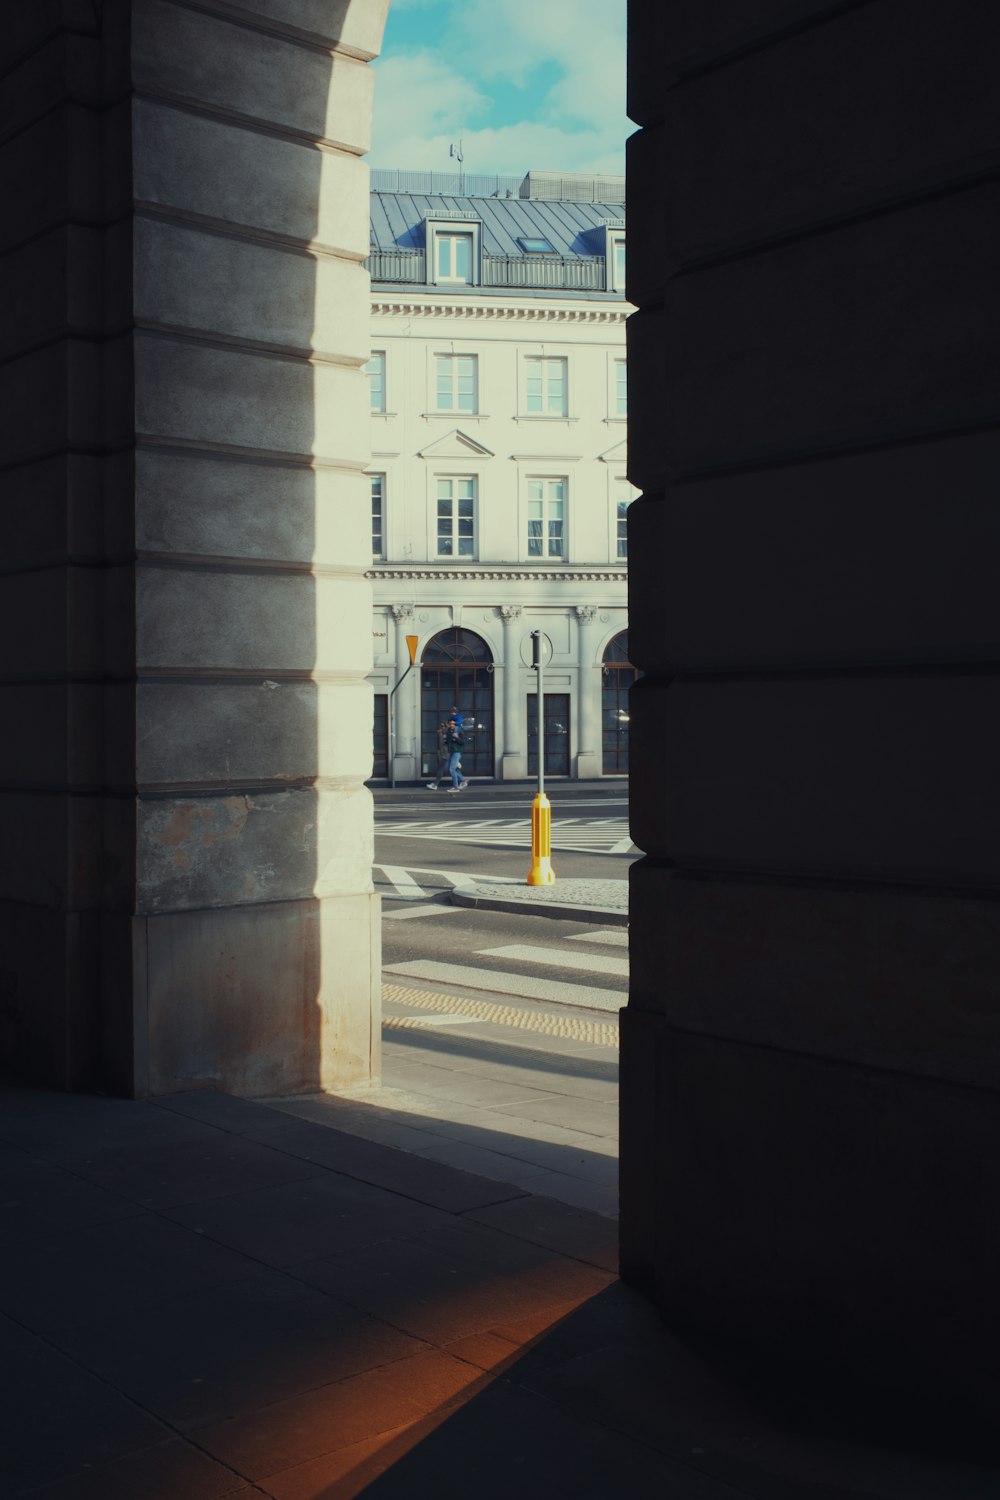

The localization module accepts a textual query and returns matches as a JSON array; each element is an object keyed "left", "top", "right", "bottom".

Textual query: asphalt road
[{"left": 374, "top": 782, "right": 635, "bottom": 1014}]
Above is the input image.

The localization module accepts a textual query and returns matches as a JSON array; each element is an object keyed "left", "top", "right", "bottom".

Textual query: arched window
[
  {"left": 421, "top": 628, "right": 495, "bottom": 778},
  {"left": 602, "top": 630, "right": 637, "bottom": 774}
]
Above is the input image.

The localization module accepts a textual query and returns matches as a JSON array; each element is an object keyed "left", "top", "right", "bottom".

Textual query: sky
[{"left": 370, "top": 0, "right": 628, "bottom": 179}]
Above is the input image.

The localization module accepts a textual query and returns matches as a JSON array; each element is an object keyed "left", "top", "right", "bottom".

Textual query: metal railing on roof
[
  {"left": 370, "top": 169, "right": 525, "bottom": 198},
  {"left": 483, "top": 254, "right": 605, "bottom": 290},
  {"left": 367, "top": 249, "right": 426, "bottom": 282},
  {"left": 369, "top": 168, "right": 626, "bottom": 205},
  {"left": 366, "top": 248, "right": 611, "bottom": 292}
]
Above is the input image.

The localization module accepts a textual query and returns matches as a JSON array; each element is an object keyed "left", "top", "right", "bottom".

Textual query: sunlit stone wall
[{"left": 0, "top": 0, "right": 388, "bottom": 1095}]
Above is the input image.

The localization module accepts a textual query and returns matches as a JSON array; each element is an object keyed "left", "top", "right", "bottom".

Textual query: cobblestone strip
[{"left": 383, "top": 982, "right": 620, "bottom": 1047}]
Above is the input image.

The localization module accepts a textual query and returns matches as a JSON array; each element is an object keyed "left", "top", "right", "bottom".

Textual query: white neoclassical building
[{"left": 366, "top": 170, "right": 636, "bottom": 782}]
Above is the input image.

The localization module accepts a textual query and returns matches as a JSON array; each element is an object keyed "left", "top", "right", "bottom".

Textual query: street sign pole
[
  {"left": 388, "top": 633, "right": 420, "bottom": 789},
  {"left": 527, "top": 630, "right": 555, "bottom": 885}
]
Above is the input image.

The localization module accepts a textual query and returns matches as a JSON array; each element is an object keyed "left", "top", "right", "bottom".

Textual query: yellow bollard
[{"left": 526, "top": 791, "right": 556, "bottom": 885}]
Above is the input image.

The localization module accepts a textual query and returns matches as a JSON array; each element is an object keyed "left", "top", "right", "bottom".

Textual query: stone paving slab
[{"left": 3, "top": 1084, "right": 999, "bottom": 1499}]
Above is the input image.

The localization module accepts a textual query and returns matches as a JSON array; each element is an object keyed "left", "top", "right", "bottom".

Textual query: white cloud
[
  {"left": 454, "top": 0, "right": 626, "bottom": 92},
  {"left": 374, "top": 119, "right": 623, "bottom": 176},
  {"left": 371, "top": 0, "right": 627, "bottom": 175},
  {"left": 371, "top": 50, "right": 489, "bottom": 157}
]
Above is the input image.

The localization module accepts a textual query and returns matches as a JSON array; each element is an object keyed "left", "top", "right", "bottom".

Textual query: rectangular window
[
  {"left": 371, "top": 474, "right": 385, "bottom": 559},
  {"left": 436, "top": 232, "right": 473, "bottom": 283},
  {"left": 524, "top": 356, "right": 568, "bottom": 416},
  {"left": 527, "top": 477, "right": 565, "bottom": 559},
  {"left": 614, "top": 359, "right": 627, "bottom": 417},
  {"left": 435, "top": 354, "right": 478, "bottom": 413},
  {"left": 615, "top": 481, "right": 636, "bottom": 560},
  {"left": 436, "top": 476, "right": 476, "bottom": 557},
  {"left": 364, "top": 351, "right": 385, "bottom": 412}
]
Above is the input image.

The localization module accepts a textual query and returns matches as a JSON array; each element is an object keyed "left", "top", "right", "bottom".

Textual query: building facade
[{"left": 365, "top": 171, "right": 635, "bottom": 782}]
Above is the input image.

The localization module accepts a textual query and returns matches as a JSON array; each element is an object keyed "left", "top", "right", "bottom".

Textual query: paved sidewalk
[
  {"left": 277, "top": 983, "right": 621, "bottom": 1218},
  {"left": 451, "top": 876, "right": 629, "bottom": 925},
  {"left": 371, "top": 779, "right": 627, "bottom": 804},
  {"left": 3, "top": 1078, "right": 999, "bottom": 1498}
]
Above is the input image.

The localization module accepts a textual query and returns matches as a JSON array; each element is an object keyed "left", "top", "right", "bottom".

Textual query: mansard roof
[{"left": 370, "top": 189, "right": 625, "bottom": 261}]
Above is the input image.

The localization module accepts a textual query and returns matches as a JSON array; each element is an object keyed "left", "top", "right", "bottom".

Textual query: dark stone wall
[
  {"left": 623, "top": 0, "right": 1000, "bottom": 1420},
  {"left": 0, "top": 1, "right": 135, "bottom": 1088}
]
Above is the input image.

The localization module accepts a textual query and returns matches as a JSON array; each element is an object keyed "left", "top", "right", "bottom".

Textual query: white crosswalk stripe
[
  {"left": 382, "top": 903, "right": 465, "bottom": 920},
  {"left": 479, "top": 943, "right": 628, "bottom": 979},
  {"left": 377, "top": 817, "right": 635, "bottom": 854},
  {"left": 570, "top": 928, "right": 629, "bottom": 948},
  {"left": 377, "top": 865, "right": 427, "bottom": 901},
  {"left": 373, "top": 863, "right": 522, "bottom": 897}
]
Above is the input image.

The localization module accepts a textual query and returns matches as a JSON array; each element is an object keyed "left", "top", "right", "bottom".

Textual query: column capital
[
  {"left": 575, "top": 605, "right": 599, "bottom": 623},
  {"left": 390, "top": 603, "right": 415, "bottom": 621},
  {"left": 498, "top": 604, "right": 523, "bottom": 623}
]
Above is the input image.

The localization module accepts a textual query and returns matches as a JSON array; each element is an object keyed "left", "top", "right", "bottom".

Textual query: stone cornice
[
  {"left": 368, "top": 566, "right": 627, "bottom": 582},
  {"left": 371, "top": 297, "right": 626, "bottom": 325}
]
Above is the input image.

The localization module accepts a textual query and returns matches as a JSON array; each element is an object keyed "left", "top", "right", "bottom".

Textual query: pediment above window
[
  {"left": 418, "top": 429, "right": 494, "bottom": 459},
  {"left": 598, "top": 439, "right": 627, "bottom": 464}
]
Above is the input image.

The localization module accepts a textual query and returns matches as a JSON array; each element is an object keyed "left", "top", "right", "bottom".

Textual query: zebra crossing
[
  {"left": 376, "top": 816, "right": 635, "bottom": 855},
  {"left": 375, "top": 862, "right": 628, "bottom": 1013},
  {"left": 375, "top": 862, "right": 519, "bottom": 902}
]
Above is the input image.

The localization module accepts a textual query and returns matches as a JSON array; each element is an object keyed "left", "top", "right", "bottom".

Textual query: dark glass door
[
  {"left": 602, "top": 631, "right": 637, "bottom": 774},
  {"left": 527, "top": 693, "right": 570, "bottom": 776},
  {"left": 420, "top": 628, "right": 495, "bottom": 778},
  {"left": 372, "top": 693, "right": 388, "bottom": 779}
]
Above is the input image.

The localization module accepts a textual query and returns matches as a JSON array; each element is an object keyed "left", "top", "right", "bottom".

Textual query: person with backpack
[
  {"left": 444, "top": 717, "right": 468, "bottom": 792},
  {"left": 427, "top": 718, "right": 451, "bottom": 790}
]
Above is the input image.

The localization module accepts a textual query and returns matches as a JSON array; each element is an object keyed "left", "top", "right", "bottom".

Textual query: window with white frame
[
  {"left": 364, "top": 351, "right": 385, "bottom": 412},
  {"left": 527, "top": 477, "right": 566, "bottom": 559},
  {"left": 615, "top": 481, "right": 637, "bottom": 560},
  {"left": 371, "top": 474, "right": 385, "bottom": 559},
  {"left": 435, "top": 232, "right": 474, "bottom": 283},
  {"left": 524, "top": 356, "right": 568, "bottom": 417},
  {"left": 435, "top": 354, "right": 478, "bottom": 413},
  {"left": 610, "top": 235, "right": 626, "bottom": 291},
  {"left": 614, "top": 358, "right": 627, "bottom": 417},
  {"left": 436, "top": 476, "right": 476, "bottom": 557}
]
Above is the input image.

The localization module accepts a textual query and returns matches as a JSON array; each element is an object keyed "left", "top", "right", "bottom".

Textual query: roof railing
[
  {"left": 365, "top": 248, "right": 610, "bottom": 291},
  {"left": 369, "top": 168, "right": 626, "bottom": 204},
  {"left": 370, "top": 169, "right": 524, "bottom": 198}
]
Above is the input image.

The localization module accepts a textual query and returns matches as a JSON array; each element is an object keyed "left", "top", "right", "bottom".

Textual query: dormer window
[
  {"left": 610, "top": 235, "right": 626, "bottom": 291},
  {"left": 426, "top": 216, "right": 482, "bottom": 287}
]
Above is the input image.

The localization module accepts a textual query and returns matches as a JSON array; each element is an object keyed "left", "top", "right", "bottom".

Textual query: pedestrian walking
[
  {"left": 426, "top": 718, "right": 451, "bottom": 790},
  {"left": 444, "top": 717, "right": 468, "bottom": 793}
]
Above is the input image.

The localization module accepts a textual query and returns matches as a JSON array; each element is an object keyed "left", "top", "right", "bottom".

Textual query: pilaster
[
  {"left": 574, "top": 605, "right": 601, "bottom": 778},
  {"left": 498, "top": 604, "right": 526, "bottom": 779}
]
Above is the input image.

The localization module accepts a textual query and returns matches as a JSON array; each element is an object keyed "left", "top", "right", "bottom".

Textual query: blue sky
[{"left": 370, "top": 0, "right": 628, "bottom": 177}]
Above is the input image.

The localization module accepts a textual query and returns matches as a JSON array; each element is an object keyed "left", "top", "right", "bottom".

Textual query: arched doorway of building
[
  {"left": 602, "top": 630, "right": 637, "bottom": 774},
  {"left": 421, "top": 628, "right": 495, "bottom": 778}
]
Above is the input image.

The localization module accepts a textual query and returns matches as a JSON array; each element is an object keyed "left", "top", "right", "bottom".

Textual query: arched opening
[
  {"left": 602, "top": 629, "right": 637, "bottom": 774},
  {"left": 421, "top": 627, "right": 495, "bottom": 777}
]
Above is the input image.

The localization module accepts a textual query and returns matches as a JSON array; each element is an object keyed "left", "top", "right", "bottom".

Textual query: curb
[{"left": 450, "top": 885, "right": 628, "bottom": 926}]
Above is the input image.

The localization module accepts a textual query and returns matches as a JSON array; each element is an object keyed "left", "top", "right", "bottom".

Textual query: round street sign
[{"left": 520, "top": 631, "right": 553, "bottom": 667}]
